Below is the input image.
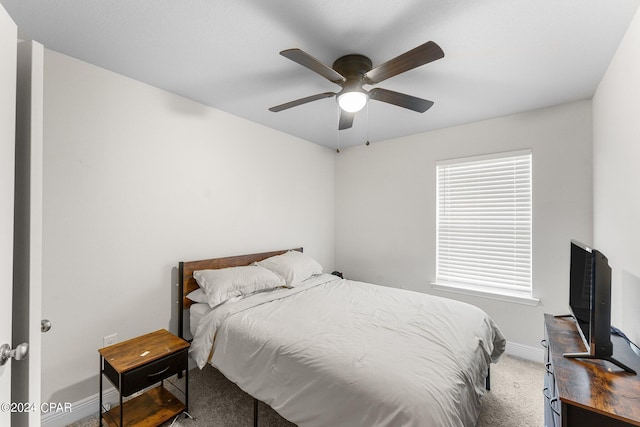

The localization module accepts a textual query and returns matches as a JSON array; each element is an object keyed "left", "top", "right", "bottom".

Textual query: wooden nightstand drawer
[{"left": 104, "top": 348, "right": 187, "bottom": 397}]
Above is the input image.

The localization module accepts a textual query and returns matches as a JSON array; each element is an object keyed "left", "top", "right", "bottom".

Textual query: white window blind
[{"left": 436, "top": 150, "right": 532, "bottom": 296}]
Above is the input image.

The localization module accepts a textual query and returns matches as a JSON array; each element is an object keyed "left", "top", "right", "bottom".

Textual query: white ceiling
[{"left": 2, "top": 0, "right": 639, "bottom": 149}]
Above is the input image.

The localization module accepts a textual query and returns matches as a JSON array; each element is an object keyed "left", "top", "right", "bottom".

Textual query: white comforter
[{"left": 190, "top": 274, "right": 506, "bottom": 427}]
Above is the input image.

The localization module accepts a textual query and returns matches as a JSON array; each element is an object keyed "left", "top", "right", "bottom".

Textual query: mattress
[
  {"left": 190, "top": 274, "right": 506, "bottom": 427},
  {"left": 189, "top": 302, "right": 210, "bottom": 338}
]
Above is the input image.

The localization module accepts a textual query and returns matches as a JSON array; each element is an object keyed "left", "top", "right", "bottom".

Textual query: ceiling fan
[{"left": 269, "top": 41, "right": 444, "bottom": 130}]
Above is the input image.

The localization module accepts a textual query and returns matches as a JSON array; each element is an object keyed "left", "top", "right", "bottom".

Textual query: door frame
[
  {"left": 0, "top": 4, "right": 17, "bottom": 426},
  {"left": 12, "top": 39, "right": 44, "bottom": 427}
]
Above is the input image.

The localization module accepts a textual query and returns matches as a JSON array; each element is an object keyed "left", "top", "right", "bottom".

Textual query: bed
[{"left": 179, "top": 248, "right": 506, "bottom": 427}]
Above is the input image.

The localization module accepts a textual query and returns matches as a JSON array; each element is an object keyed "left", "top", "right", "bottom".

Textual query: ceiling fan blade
[
  {"left": 269, "top": 92, "right": 336, "bottom": 112},
  {"left": 368, "top": 88, "right": 434, "bottom": 113},
  {"left": 339, "top": 110, "right": 355, "bottom": 130},
  {"left": 364, "top": 41, "right": 444, "bottom": 84},
  {"left": 280, "top": 49, "right": 346, "bottom": 84}
]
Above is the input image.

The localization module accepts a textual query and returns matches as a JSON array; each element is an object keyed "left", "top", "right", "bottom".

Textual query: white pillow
[
  {"left": 186, "top": 288, "right": 207, "bottom": 304},
  {"left": 193, "top": 265, "right": 285, "bottom": 307},
  {"left": 255, "top": 250, "right": 323, "bottom": 287}
]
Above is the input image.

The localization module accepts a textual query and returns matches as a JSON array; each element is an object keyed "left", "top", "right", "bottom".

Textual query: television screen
[
  {"left": 569, "top": 240, "right": 593, "bottom": 348},
  {"left": 568, "top": 239, "right": 614, "bottom": 356},
  {"left": 565, "top": 240, "right": 635, "bottom": 373}
]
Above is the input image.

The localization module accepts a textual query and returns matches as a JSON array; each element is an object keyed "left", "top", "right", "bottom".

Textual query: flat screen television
[{"left": 564, "top": 239, "right": 635, "bottom": 373}]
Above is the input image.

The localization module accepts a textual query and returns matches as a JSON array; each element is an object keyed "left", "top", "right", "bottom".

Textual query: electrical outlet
[{"left": 103, "top": 333, "right": 118, "bottom": 347}]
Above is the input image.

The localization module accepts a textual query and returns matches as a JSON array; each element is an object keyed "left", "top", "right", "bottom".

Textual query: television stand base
[{"left": 563, "top": 351, "right": 637, "bottom": 374}]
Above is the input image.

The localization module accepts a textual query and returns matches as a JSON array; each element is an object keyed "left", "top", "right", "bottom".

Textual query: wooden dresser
[{"left": 543, "top": 314, "right": 640, "bottom": 427}]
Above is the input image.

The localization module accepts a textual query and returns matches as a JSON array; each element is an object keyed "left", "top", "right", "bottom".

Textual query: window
[{"left": 435, "top": 150, "right": 534, "bottom": 303}]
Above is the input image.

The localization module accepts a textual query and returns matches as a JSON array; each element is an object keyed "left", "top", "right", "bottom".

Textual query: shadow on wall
[
  {"left": 622, "top": 270, "right": 640, "bottom": 345},
  {"left": 169, "top": 266, "right": 188, "bottom": 340},
  {"left": 162, "top": 91, "right": 213, "bottom": 117},
  {"left": 48, "top": 375, "right": 98, "bottom": 408}
]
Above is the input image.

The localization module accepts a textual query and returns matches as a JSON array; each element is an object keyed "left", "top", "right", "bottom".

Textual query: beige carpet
[
  {"left": 70, "top": 354, "right": 543, "bottom": 427},
  {"left": 476, "top": 354, "right": 544, "bottom": 427}
]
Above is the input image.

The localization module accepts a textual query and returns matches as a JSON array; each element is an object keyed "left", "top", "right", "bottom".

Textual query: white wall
[
  {"left": 40, "top": 49, "right": 336, "bottom": 403},
  {"left": 336, "top": 100, "right": 593, "bottom": 351},
  {"left": 593, "top": 7, "right": 640, "bottom": 345}
]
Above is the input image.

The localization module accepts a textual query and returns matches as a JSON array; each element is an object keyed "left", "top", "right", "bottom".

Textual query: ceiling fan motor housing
[
  {"left": 332, "top": 54, "right": 372, "bottom": 83},
  {"left": 333, "top": 54, "right": 372, "bottom": 111}
]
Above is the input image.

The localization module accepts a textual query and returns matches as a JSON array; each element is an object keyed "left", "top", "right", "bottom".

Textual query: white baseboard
[
  {"left": 42, "top": 341, "right": 543, "bottom": 426},
  {"left": 505, "top": 341, "right": 544, "bottom": 363},
  {"left": 41, "top": 387, "right": 119, "bottom": 427}
]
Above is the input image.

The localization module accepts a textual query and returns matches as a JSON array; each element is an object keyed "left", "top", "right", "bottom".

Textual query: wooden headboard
[{"left": 178, "top": 248, "right": 302, "bottom": 338}]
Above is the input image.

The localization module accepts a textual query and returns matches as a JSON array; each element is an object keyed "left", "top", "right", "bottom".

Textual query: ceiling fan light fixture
[{"left": 337, "top": 91, "right": 367, "bottom": 113}]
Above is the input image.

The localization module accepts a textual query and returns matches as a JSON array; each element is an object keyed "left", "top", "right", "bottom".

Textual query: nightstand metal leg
[
  {"left": 119, "top": 372, "right": 123, "bottom": 427},
  {"left": 99, "top": 356, "right": 103, "bottom": 424},
  {"left": 254, "top": 398, "right": 259, "bottom": 427},
  {"left": 185, "top": 365, "right": 189, "bottom": 412}
]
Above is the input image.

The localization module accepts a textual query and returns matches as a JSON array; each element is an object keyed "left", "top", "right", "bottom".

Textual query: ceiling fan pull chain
[
  {"left": 336, "top": 105, "right": 341, "bottom": 153},
  {"left": 365, "top": 101, "right": 370, "bottom": 146}
]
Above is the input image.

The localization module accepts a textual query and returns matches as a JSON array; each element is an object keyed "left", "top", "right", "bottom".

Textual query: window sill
[{"left": 430, "top": 282, "right": 540, "bottom": 306}]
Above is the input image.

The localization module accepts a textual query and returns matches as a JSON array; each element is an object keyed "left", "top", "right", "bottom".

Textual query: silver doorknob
[
  {"left": 0, "top": 342, "right": 29, "bottom": 366},
  {"left": 41, "top": 319, "right": 52, "bottom": 333}
]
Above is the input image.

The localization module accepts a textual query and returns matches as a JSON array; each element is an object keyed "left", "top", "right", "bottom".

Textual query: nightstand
[{"left": 98, "top": 329, "right": 190, "bottom": 426}]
